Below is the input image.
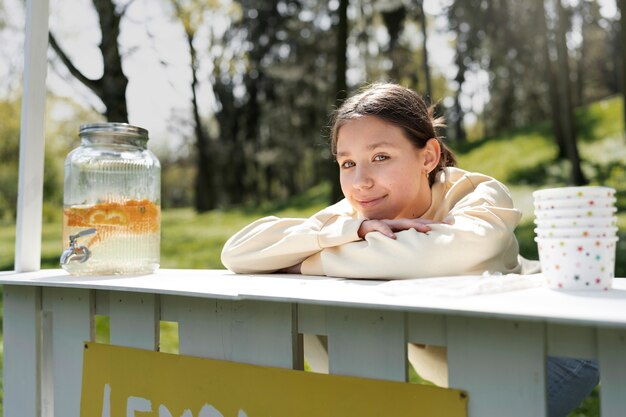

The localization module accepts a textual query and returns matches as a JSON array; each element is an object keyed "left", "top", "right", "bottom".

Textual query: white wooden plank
[
  {"left": 598, "top": 328, "right": 626, "bottom": 417},
  {"left": 41, "top": 311, "right": 53, "bottom": 417},
  {"left": 2, "top": 285, "right": 41, "bottom": 417},
  {"left": 14, "top": 0, "right": 50, "bottom": 273},
  {"left": 447, "top": 317, "right": 547, "bottom": 417},
  {"left": 326, "top": 307, "right": 406, "bottom": 382},
  {"left": 407, "top": 312, "right": 446, "bottom": 345},
  {"left": 297, "top": 303, "right": 327, "bottom": 335},
  {"left": 95, "top": 290, "right": 110, "bottom": 315},
  {"left": 176, "top": 297, "right": 232, "bottom": 359},
  {"left": 4, "top": 270, "right": 626, "bottom": 331},
  {"left": 547, "top": 324, "right": 597, "bottom": 359},
  {"left": 109, "top": 291, "right": 159, "bottom": 350},
  {"left": 42, "top": 287, "right": 94, "bottom": 417},
  {"left": 160, "top": 294, "right": 180, "bottom": 322},
  {"left": 230, "top": 300, "right": 297, "bottom": 369},
  {"left": 176, "top": 296, "right": 300, "bottom": 368}
]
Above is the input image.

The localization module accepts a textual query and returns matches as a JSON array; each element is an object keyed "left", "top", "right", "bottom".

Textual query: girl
[{"left": 221, "top": 83, "right": 598, "bottom": 416}]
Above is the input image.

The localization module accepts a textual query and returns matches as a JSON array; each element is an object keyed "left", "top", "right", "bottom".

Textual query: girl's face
[{"left": 336, "top": 116, "right": 439, "bottom": 220}]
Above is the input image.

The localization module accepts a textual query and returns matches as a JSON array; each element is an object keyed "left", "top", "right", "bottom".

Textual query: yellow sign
[{"left": 81, "top": 342, "right": 467, "bottom": 417}]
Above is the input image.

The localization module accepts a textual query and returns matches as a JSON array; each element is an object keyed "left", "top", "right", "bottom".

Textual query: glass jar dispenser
[{"left": 61, "top": 123, "right": 161, "bottom": 275}]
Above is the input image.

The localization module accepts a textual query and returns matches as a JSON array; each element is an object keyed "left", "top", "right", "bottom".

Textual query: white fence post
[
  {"left": 14, "top": 0, "right": 50, "bottom": 273},
  {"left": 42, "top": 288, "right": 94, "bottom": 417},
  {"left": 3, "top": 286, "right": 42, "bottom": 417},
  {"left": 326, "top": 307, "right": 407, "bottom": 382},
  {"left": 447, "top": 316, "right": 547, "bottom": 417},
  {"left": 598, "top": 328, "right": 626, "bottom": 417}
]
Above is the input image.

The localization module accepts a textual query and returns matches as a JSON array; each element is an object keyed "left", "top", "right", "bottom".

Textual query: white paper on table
[{"left": 377, "top": 273, "right": 545, "bottom": 297}]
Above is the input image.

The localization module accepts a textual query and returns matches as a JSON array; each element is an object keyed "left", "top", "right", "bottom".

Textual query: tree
[
  {"left": 416, "top": 0, "right": 432, "bottom": 102},
  {"left": 48, "top": 0, "right": 129, "bottom": 122},
  {"left": 0, "top": 95, "right": 22, "bottom": 220},
  {"left": 573, "top": 0, "right": 619, "bottom": 105},
  {"left": 552, "top": 0, "right": 586, "bottom": 184},
  {"left": 0, "top": 92, "right": 95, "bottom": 222},
  {"left": 538, "top": 0, "right": 566, "bottom": 159},
  {"left": 330, "top": 0, "right": 349, "bottom": 203},
  {"left": 446, "top": 0, "right": 483, "bottom": 141},
  {"left": 447, "top": 1, "right": 554, "bottom": 136},
  {"left": 199, "top": 0, "right": 338, "bottom": 207},
  {"left": 380, "top": 3, "right": 406, "bottom": 82},
  {"left": 617, "top": 0, "right": 626, "bottom": 136},
  {"left": 169, "top": 0, "right": 216, "bottom": 212}
]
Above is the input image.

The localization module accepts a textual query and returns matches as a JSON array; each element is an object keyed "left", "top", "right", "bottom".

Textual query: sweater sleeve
[
  {"left": 220, "top": 202, "right": 363, "bottom": 274},
  {"left": 301, "top": 176, "right": 523, "bottom": 279}
]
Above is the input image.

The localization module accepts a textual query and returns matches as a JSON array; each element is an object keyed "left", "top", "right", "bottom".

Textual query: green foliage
[
  {"left": 575, "top": 96, "right": 624, "bottom": 143},
  {"left": 0, "top": 96, "right": 20, "bottom": 221},
  {"left": 456, "top": 94, "right": 626, "bottom": 209},
  {"left": 454, "top": 130, "right": 558, "bottom": 185},
  {"left": 0, "top": 94, "right": 96, "bottom": 222}
]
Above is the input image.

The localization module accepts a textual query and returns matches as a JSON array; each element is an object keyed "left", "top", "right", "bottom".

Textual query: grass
[{"left": 1, "top": 97, "right": 625, "bottom": 415}]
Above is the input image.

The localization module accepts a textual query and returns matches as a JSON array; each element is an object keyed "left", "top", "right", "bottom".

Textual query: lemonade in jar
[{"left": 61, "top": 123, "right": 161, "bottom": 275}]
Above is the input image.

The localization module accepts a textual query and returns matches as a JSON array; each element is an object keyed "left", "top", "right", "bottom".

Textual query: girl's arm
[
  {"left": 220, "top": 201, "right": 363, "bottom": 274},
  {"left": 301, "top": 178, "right": 524, "bottom": 279}
]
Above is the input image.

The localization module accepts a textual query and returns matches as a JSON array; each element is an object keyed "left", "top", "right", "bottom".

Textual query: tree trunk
[
  {"left": 186, "top": 29, "right": 216, "bottom": 212},
  {"left": 330, "top": 0, "right": 349, "bottom": 204},
  {"left": 554, "top": 0, "right": 587, "bottom": 185},
  {"left": 48, "top": 0, "right": 129, "bottom": 122},
  {"left": 540, "top": 0, "right": 566, "bottom": 159},
  {"left": 212, "top": 81, "right": 242, "bottom": 206},
  {"left": 574, "top": 2, "right": 586, "bottom": 107},
  {"left": 381, "top": 6, "right": 406, "bottom": 83},
  {"left": 452, "top": 89, "right": 466, "bottom": 143},
  {"left": 417, "top": 0, "right": 432, "bottom": 102},
  {"left": 451, "top": 43, "right": 467, "bottom": 143},
  {"left": 617, "top": 0, "right": 626, "bottom": 137},
  {"left": 93, "top": 0, "right": 128, "bottom": 122},
  {"left": 242, "top": 76, "right": 260, "bottom": 204}
]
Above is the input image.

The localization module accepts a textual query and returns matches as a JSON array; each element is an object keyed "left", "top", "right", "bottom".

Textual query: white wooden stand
[{"left": 3, "top": 270, "right": 626, "bottom": 417}]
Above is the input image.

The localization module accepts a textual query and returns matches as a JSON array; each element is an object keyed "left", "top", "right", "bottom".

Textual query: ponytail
[{"left": 428, "top": 104, "right": 456, "bottom": 186}]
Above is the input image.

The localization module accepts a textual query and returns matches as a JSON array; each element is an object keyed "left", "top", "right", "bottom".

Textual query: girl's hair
[{"left": 330, "top": 83, "right": 456, "bottom": 186}]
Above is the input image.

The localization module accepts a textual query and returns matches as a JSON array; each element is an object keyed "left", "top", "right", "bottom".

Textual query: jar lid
[{"left": 79, "top": 123, "right": 149, "bottom": 140}]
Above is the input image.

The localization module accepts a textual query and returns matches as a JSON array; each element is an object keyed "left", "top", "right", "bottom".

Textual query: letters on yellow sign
[
  {"left": 81, "top": 343, "right": 467, "bottom": 417},
  {"left": 100, "top": 383, "right": 249, "bottom": 417}
]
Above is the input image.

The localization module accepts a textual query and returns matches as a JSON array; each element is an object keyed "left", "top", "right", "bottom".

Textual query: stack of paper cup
[{"left": 533, "top": 186, "right": 618, "bottom": 290}]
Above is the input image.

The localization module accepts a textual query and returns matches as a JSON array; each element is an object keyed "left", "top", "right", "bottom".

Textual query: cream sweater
[
  {"left": 221, "top": 167, "right": 531, "bottom": 278},
  {"left": 221, "top": 167, "right": 539, "bottom": 386}
]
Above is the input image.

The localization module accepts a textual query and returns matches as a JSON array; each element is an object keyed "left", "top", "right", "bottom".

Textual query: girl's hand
[{"left": 358, "top": 218, "right": 437, "bottom": 240}]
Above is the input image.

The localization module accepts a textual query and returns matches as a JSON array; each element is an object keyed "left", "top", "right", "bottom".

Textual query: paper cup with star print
[
  {"left": 534, "top": 197, "right": 616, "bottom": 210},
  {"left": 534, "top": 206, "right": 617, "bottom": 220},
  {"left": 535, "top": 237, "right": 618, "bottom": 290},
  {"left": 533, "top": 186, "right": 616, "bottom": 201},
  {"left": 534, "top": 227, "right": 618, "bottom": 239}
]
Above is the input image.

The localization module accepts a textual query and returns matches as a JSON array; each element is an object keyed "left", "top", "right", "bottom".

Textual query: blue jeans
[{"left": 547, "top": 356, "right": 599, "bottom": 417}]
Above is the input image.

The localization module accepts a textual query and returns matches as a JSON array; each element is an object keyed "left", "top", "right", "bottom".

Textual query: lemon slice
[{"left": 87, "top": 209, "right": 128, "bottom": 225}]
